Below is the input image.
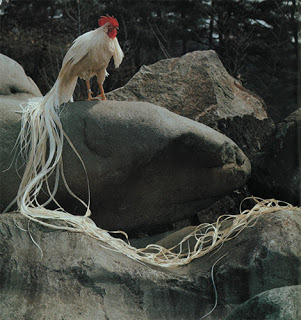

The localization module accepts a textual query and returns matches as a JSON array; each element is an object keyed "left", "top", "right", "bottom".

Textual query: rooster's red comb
[{"left": 98, "top": 14, "right": 119, "bottom": 28}]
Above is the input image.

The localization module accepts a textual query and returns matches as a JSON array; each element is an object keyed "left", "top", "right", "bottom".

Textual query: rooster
[
  {"left": 53, "top": 14, "right": 123, "bottom": 102},
  {"left": 14, "top": 15, "right": 124, "bottom": 220}
]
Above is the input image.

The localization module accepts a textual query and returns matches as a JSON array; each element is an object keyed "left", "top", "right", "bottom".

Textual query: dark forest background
[{"left": 0, "top": 0, "right": 299, "bottom": 123}]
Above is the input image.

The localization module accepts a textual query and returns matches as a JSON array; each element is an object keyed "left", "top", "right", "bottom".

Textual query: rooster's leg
[
  {"left": 96, "top": 82, "right": 106, "bottom": 100},
  {"left": 86, "top": 80, "right": 93, "bottom": 101}
]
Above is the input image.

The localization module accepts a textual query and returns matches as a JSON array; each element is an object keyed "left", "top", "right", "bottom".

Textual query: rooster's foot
[
  {"left": 96, "top": 94, "right": 106, "bottom": 100},
  {"left": 86, "top": 96, "right": 105, "bottom": 101}
]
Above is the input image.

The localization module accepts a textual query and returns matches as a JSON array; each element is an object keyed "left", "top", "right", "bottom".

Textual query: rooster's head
[{"left": 98, "top": 14, "right": 119, "bottom": 39}]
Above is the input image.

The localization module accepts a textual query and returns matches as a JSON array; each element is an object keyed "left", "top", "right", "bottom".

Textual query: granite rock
[{"left": 0, "top": 99, "right": 250, "bottom": 233}]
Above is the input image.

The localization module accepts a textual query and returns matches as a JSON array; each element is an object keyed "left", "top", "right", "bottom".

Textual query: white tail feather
[{"left": 17, "top": 78, "right": 91, "bottom": 219}]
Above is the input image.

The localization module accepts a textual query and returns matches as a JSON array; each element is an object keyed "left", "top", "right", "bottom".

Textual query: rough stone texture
[
  {"left": 0, "top": 209, "right": 300, "bottom": 319},
  {"left": 107, "top": 50, "right": 275, "bottom": 160},
  {"left": 225, "top": 285, "right": 301, "bottom": 320},
  {"left": 0, "top": 53, "right": 41, "bottom": 97},
  {"left": 249, "top": 108, "right": 301, "bottom": 206},
  {"left": 0, "top": 99, "right": 250, "bottom": 233}
]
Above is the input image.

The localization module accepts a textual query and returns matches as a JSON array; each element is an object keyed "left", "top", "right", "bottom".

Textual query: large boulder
[
  {"left": 0, "top": 98, "right": 250, "bottom": 233},
  {"left": 0, "top": 208, "right": 300, "bottom": 319},
  {"left": 249, "top": 108, "right": 301, "bottom": 205},
  {"left": 107, "top": 50, "right": 275, "bottom": 160}
]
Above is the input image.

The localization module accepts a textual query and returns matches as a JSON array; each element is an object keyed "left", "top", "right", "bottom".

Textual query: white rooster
[
  {"left": 16, "top": 15, "right": 123, "bottom": 220},
  {"left": 50, "top": 14, "right": 124, "bottom": 103}
]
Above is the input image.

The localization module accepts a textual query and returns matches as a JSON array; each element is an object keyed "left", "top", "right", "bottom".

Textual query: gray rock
[
  {"left": 249, "top": 108, "right": 301, "bottom": 205},
  {"left": 225, "top": 285, "right": 301, "bottom": 320},
  {"left": 0, "top": 99, "right": 250, "bottom": 233},
  {"left": 0, "top": 53, "right": 41, "bottom": 97},
  {"left": 0, "top": 212, "right": 225, "bottom": 320},
  {"left": 0, "top": 209, "right": 300, "bottom": 319},
  {"left": 107, "top": 50, "right": 274, "bottom": 159}
]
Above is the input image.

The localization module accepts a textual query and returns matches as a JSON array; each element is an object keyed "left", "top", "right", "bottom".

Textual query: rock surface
[
  {"left": 0, "top": 53, "right": 41, "bottom": 97},
  {"left": 225, "top": 285, "right": 301, "bottom": 320},
  {"left": 0, "top": 99, "right": 250, "bottom": 233},
  {"left": 107, "top": 50, "right": 275, "bottom": 159},
  {"left": 0, "top": 208, "right": 300, "bottom": 319},
  {"left": 249, "top": 108, "right": 301, "bottom": 205}
]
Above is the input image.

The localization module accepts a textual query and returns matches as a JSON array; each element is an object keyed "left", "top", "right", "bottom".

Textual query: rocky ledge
[{"left": 0, "top": 208, "right": 300, "bottom": 320}]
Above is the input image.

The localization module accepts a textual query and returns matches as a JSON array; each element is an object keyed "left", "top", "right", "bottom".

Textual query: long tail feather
[{"left": 16, "top": 78, "right": 91, "bottom": 218}]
